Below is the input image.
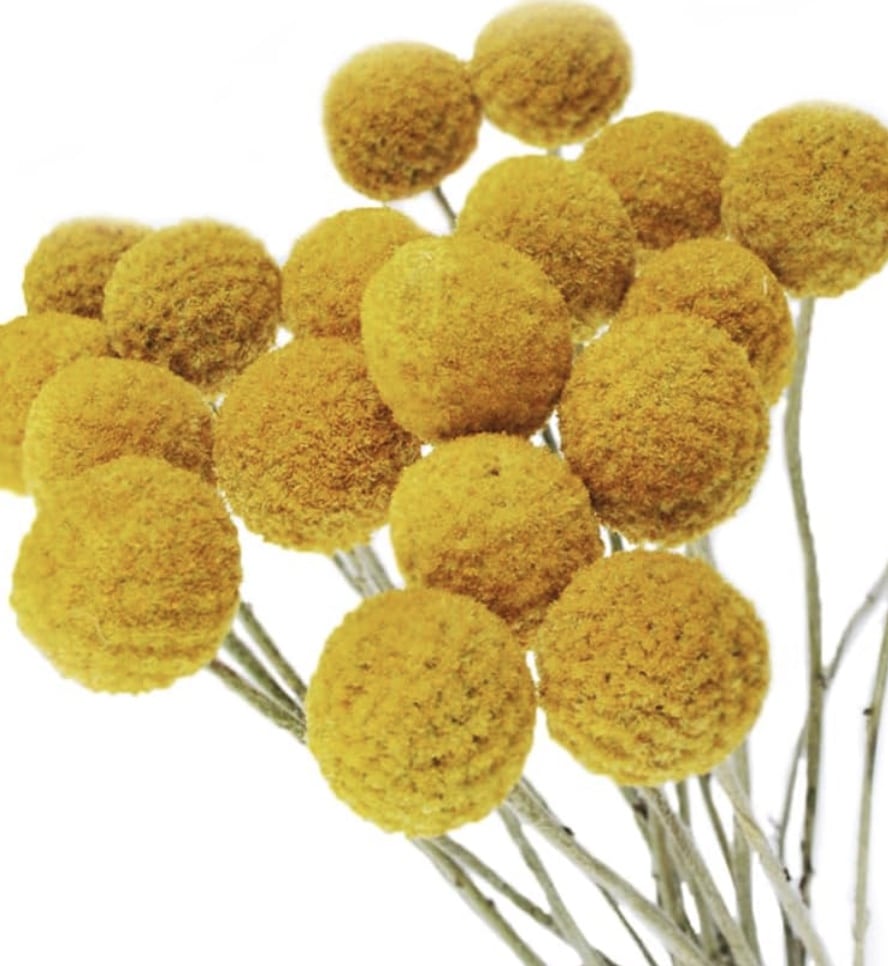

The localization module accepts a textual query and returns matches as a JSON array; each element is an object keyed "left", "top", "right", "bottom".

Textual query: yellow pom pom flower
[
  {"left": 306, "top": 588, "right": 536, "bottom": 837},
  {"left": 536, "top": 551, "right": 770, "bottom": 785}
]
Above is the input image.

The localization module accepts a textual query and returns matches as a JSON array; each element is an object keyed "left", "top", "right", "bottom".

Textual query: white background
[{"left": 1, "top": 1, "right": 887, "bottom": 963}]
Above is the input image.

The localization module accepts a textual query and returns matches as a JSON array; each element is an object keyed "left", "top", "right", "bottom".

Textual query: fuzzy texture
[
  {"left": 457, "top": 155, "right": 635, "bottom": 339},
  {"left": 306, "top": 588, "right": 536, "bottom": 837},
  {"left": 559, "top": 313, "right": 768, "bottom": 545},
  {"left": 470, "top": 2, "right": 631, "bottom": 148},
  {"left": 22, "top": 357, "right": 215, "bottom": 501},
  {"left": 581, "top": 112, "right": 731, "bottom": 250},
  {"left": 281, "top": 208, "right": 429, "bottom": 340},
  {"left": 361, "top": 235, "right": 573, "bottom": 441},
  {"left": 0, "top": 312, "right": 109, "bottom": 494},
  {"left": 536, "top": 551, "right": 769, "bottom": 785},
  {"left": 615, "top": 239, "right": 794, "bottom": 404},
  {"left": 11, "top": 455, "right": 241, "bottom": 693},
  {"left": 103, "top": 220, "right": 280, "bottom": 394},
  {"left": 214, "top": 337, "right": 418, "bottom": 553},
  {"left": 323, "top": 43, "right": 481, "bottom": 200},
  {"left": 721, "top": 102, "right": 888, "bottom": 296}
]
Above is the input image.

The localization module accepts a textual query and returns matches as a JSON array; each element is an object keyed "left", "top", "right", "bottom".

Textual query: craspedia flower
[
  {"left": 361, "top": 235, "right": 573, "bottom": 441},
  {"left": 615, "top": 239, "right": 794, "bottom": 404},
  {"left": 536, "top": 551, "right": 769, "bottom": 785},
  {"left": 323, "top": 43, "right": 481, "bottom": 201},
  {"left": 470, "top": 2, "right": 631, "bottom": 148},
  {"left": 580, "top": 111, "right": 731, "bottom": 250},
  {"left": 559, "top": 313, "right": 768, "bottom": 545},
  {"left": 281, "top": 208, "right": 429, "bottom": 341},
  {"left": 214, "top": 337, "right": 418, "bottom": 553},
  {"left": 23, "top": 218, "right": 151, "bottom": 319},
  {"left": 457, "top": 155, "right": 635, "bottom": 338},
  {"left": 306, "top": 588, "right": 536, "bottom": 837},
  {"left": 103, "top": 220, "right": 280, "bottom": 394},
  {"left": 22, "top": 357, "right": 215, "bottom": 501},
  {"left": 11, "top": 455, "right": 241, "bottom": 693},
  {"left": 721, "top": 102, "right": 888, "bottom": 296}
]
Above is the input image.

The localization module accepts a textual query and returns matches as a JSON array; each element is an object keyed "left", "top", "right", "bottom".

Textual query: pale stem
[
  {"left": 541, "top": 421, "right": 561, "bottom": 456},
  {"left": 431, "top": 185, "right": 457, "bottom": 230},
  {"left": 221, "top": 632, "right": 303, "bottom": 721},
  {"left": 697, "top": 775, "right": 734, "bottom": 878},
  {"left": 238, "top": 601, "right": 308, "bottom": 702},
  {"left": 331, "top": 549, "right": 372, "bottom": 596},
  {"left": 648, "top": 802, "right": 692, "bottom": 951},
  {"left": 208, "top": 658, "right": 306, "bottom": 742},
  {"left": 354, "top": 542, "right": 396, "bottom": 592},
  {"left": 684, "top": 535, "right": 715, "bottom": 566},
  {"left": 732, "top": 744, "right": 763, "bottom": 962},
  {"left": 608, "top": 530, "right": 625, "bottom": 554}
]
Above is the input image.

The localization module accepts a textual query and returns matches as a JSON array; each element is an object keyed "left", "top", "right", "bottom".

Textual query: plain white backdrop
[{"left": 1, "top": 1, "right": 887, "bottom": 963}]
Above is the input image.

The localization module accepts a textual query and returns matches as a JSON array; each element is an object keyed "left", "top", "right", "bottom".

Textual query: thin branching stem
[
  {"left": 541, "top": 421, "right": 561, "bottom": 456},
  {"left": 697, "top": 775, "right": 734, "bottom": 879},
  {"left": 208, "top": 659, "right": 306, "bottom": 742},
  {"left": 222, "top": 631, "right": 303, "bottom": 720},
  {"left": 732, "top": 744, "right": 763, "bottom": 962},
  {"left": 431, "top": 184, "right": 457, "bottom": 229},
  {"left": 238, "top": 601, "right": 308, "bottom": 702},
  {"left": 827, "top": 559, "right": 888, "bottom": 686},
  {"left": 354, "top": 543, "right": 396, "bottom": 592}
]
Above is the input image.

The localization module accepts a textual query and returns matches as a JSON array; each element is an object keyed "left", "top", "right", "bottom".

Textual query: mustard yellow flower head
[
  {"left": 721, "top": 102, "right": 888, "bottom": 296},
  {"left": 536, "top": 551, "right": 769, "bottom": 785},
  {"left": 470, "top": 2, "right": 631, "bottom": 148},
  {"left": 361, "top": 235, "right": 573, "bottom": 441},
  {"left": 559, "top": 313, "right": 768, "bottom": 545},
  {"left": 615, "top": 239, "right": 794, "bottom": 404},
  {"left": 11, "top": 455, "right": 241, "bottom": 693},
  {"left": 103, "top": 220, "right": 280, "bottom": 394},
  {"left": 306, "top": 588, "right": 536, "bottom": 837},
  {"left": 214, "top": 337, "right": 418, "bottom": 553},
  {"left": 281, "top": 208, "right": 429, "bottom": 341},
  {"left": 580, "top": 112, "right": 731, "bottom": 250},
  {"left": 323, "top": 43, "right": 481, "bottom": 200},
  {"left": 457, "top": 155, "right": 635, "bottom": 339}
]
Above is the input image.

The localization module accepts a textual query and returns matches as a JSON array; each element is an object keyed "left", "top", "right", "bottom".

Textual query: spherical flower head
[
  {"left": 536, "top": 551, "right": 769, "bottom": 785},
  {"left": 559, "top": 313, "right": 769, "bottom": 545},
  {"left": 721, "top": 102, "right": 888, "bottom": 296},
  {"left": 0, "top": 312, "right": 109, "bottom": 494},
  {"left": 457, "top": 155, "right": 635, "bottom": 339},
  {"left": 580, "top": 111, "right": 731, "bottom": 250},
  {"left": 470, "top": 2, "right": 631, "bottom": 148},
  {"left": 281, "top": 208, "right": 429, "bottom": 341},
  {"left": 23, "top": 218, "right": 151, "bottom": 319},
  {"left": 361, "top": 235, "right": 573, "bottom": 441},
  {"left": 214, "top": 337, "right": 419, "bottom": 553},
  {"left": 615, "top": 239, "right": 795, "bottom": 404},
  {"left": 103, "top": 220, "right": 280, "bottom": 394},
  {"left": 22, "top": 356, "right": 215, "bottom": 502},
  {"left": 306, "top": 587, "right": 536, "bottom": 836},
  {"left": 11, "top": 455, "right": 241, "bottom": 693},
  {"left": 323, "top": 43, "right": 481, "bottom": 201}
]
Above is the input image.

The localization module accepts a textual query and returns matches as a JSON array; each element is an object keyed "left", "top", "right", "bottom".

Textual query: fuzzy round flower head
[
  {"left": 306, "top": 587, "right": 536, "bottom": 837},
  {"left": 323, "top": 43, "right": 481, "bottom": 201},
  {"left": 559, "top": 313, "right": 769, "bottom": 545},
  {"left": 281, "top": 208, "right": 429, "bottom": 341},
  {"left": 361, "top": 235, "right": 573, "bottom": 441},
  {"left": 22, "top": 356, "right": 215, "bottom": 501},
  {"left": 214, "top": 337, "right": 419, "bottom": 553},
  {"left": 536, "top": 551, "right": 769, "bottom": 785},
  {"left": 457, "top": 155, "right": 635, "bottom": 339},
  {"left": 0, "top": 312, "right": 109, "bottom": 494},
  {"left": 470, "top": 2, "right": 631, "bottom": 148},
  {"left": 580, "top": 112, "right": 731, "bottom": 250},
  {"left": 23, "top": 218, "right": 151, "bottom": 319},
  {"left": 11, "top": 455, "right": 241, "bottom": 693},
  {"left": 103, "top": 220, "right": 280, "bottom": 394},
  {"left": 615, "top": 239, "right": 795, "bottom": 404},
  {"left": 721, "top": 102, "right": 888, "bottom": 296}
]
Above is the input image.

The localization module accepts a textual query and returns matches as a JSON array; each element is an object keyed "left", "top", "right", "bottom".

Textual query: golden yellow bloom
[
  {"left": 281, "top": 208, "right": 429, "bottom": 341},
  {"left": 559, "top": 313, "right": 768, "bottom": 545},
  {"left": 214, "top": 337, "right": 418, "bottom": 553},
  {"left": 323, "top": 43, "right": 481, "bottom": 200},
  {"left": 470, "top": 2, "right": 631, "bottom": 148},
  {"left": 306, "top": 588, "right": 536, "bottom": 837},
  {"left": 721, "top": 102, "right": 888, "bottom": 296},
  {"left": 457, "top": 155, "right": 635, "bottom": 338},
  {"left": 615, "top": 239, "right": 794, "bottom": 404},
  {"left": 361, "top": 235, "right": 573, "bottom": 441},
  {"left": 103, "top": 220, "right": 280, "bottom": 394},
  {"left": 0, "top": 312, "right": 109, "bottom": 494},
  {"left": 22, "top": 357, "right": 215, "bottom": 501},
  {"left": 580, "top": 112, "right": 731, "bottom": 250},
  {"left": 536, "top": 551, "right": 769, "bottom": 785},
  {"left": 11, "top": 455, "right": 241, "bottom": 693}
]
